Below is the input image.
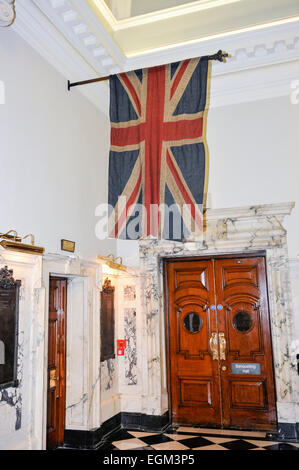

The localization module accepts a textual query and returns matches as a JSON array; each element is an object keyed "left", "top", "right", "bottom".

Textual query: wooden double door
[{"left": 166, "top": 256, "right": 277, "bottom": 430}]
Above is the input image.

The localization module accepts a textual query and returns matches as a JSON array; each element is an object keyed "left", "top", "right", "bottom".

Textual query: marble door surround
[
  {"left": 0, "top": 251, "right": 103, "bottom": 450},
  {"left": 40, "top": 255, "right": 102, "bottom": 450},
  {"left": 139, "top": 202, "right": 299, "bottom": 440}
]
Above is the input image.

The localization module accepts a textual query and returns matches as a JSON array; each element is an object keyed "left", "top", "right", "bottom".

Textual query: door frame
[
  {"left": 42, "top": 271, "right": 87, "bottom": 450},
  {"left": 163, "top": 250, "right": 278, "bottom": 429},
  {"left": 47, "top": 276, "right": 68, "bottom": 449},
  {"left": 31, "top": 255, "right": 101, "bottom": 451}
]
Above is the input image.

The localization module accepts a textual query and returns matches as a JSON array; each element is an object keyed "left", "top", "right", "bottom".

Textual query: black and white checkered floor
[{"left": 99, "top": 427, "right": 299, "bottom": 451}]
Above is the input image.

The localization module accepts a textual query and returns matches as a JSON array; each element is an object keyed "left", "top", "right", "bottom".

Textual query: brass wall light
[
  {"left": 0, "top": 230, "right": 45, "bottom": 256},
  {"left": 97, "top": 254, "right": 127, "bottom": 272}
]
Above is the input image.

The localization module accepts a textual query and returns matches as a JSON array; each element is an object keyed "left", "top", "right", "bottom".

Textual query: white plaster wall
[
  {"left": 0, "top": 28, "right": 115, "bottom": 260},
  {"left": 117, "top": 94, "right": 299, "bottom": 266},
  {"left": 207, "top": 95, "right": 299, "bottom": 259},
  {"left": 2, "top": 30, "right": 297, "bottom": 267}
]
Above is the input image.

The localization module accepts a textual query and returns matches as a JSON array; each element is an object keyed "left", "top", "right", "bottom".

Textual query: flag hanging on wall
[{"left": 108, "top": 57, "right": 210, "bottom": 241}]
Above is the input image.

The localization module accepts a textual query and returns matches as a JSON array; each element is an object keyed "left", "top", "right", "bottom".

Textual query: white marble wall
[
  {"left": 42, "top": 255, "right": 102, "bottom": 441},
  {"left": 99, "top": 270, "right": 119, "bottom": 423},
  {"left": 99, "top": 269, "right": 143, "bottom": 420},
  {"left": 287, "top": 258, "right": 299, "bottom": 424},
  {"left": 0, "top": 251, "right": 102, "bottom": 450},
  {"left": 117, "top": 274, "right": 143, "bottom": 413},
  {"left": 0, "top": 251, "right": 43, "bottom": 450},
  {"left": 1, "top": 202, "right": 297, "bottom": 450}
]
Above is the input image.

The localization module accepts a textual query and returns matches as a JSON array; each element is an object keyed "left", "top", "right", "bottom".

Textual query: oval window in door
[
  {"left": 183, "top": 313, "right": 203, "bottom": 334},
  {"left": 232, "top": 311, "right": 253, "bottom": 333}
]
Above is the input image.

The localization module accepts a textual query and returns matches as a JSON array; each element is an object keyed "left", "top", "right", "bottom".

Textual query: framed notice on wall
[
  {"left": 100, "top": 278, "right": 115, "bottom": 362},
  {"left": 0, "top": 266, "right": 21, "bottom": 389}
]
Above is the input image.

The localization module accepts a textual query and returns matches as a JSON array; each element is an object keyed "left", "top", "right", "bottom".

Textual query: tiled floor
[{"left": 99, "top": 427, "right": 299, "bottom": 451}]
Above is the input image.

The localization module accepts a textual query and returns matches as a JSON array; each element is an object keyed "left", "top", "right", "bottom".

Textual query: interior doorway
[
  {"left": 46, "top": 277, "right": 67, "bottom": 450},
  {"left": 165, "top": 254, "right": 277, "bottom": 431}
]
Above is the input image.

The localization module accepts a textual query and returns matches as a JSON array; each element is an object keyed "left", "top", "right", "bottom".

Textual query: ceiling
[
  {"left": 88, "top": 0, "right": 299, "bottom": 57},
  {"left": 11, "top": 0, "right": 299, "bottom": 113},
  {"left": 104, "top": 0, "right": 202, "bottom": 20}
]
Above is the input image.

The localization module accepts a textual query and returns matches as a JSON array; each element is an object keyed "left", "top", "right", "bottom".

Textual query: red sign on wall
[{"left": 117, "top": 340, "right": 127, "bottom": 356}]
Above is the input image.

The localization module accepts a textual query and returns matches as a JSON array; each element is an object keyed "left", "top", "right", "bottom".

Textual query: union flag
[{"left": 108, "top": 57, "right": 210, "bottom": 240}]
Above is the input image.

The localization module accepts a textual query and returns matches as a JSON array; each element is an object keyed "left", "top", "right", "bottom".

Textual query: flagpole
[{"left": 67, "top": 50, "right": 229, "bottom": 91}]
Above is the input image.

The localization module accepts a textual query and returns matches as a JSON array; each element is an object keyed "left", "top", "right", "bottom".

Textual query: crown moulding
[{"left": 11, "top": 0, "right": 299, "bottom": 113}]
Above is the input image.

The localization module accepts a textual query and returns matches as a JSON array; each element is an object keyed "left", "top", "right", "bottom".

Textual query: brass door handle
[
  {"left": 209, "top": 332, "right": 219, "bottom": 360},
  {"left": 49, "top": 370, "right": 60, "bottom": 388},
  {"left": 219, "top": 332, "right": 226, "bottom": 360}
]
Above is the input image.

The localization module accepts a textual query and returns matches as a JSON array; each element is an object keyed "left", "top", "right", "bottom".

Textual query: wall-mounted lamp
[
  {"left": 0, "top": 0, "right": 16, "bottom": 27},
  {"left": 0, "top": 230, "right": 45, "bottom": 256},
  {"left": 97, "top": 254, "right": 127, "bottom": 272}
]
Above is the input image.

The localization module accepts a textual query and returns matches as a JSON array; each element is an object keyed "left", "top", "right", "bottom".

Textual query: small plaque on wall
[{"left": 61, "top": 239, "right": 75, "bottom": 253}]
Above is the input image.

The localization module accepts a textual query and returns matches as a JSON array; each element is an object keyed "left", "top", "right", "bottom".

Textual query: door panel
[
  {"left": 167, "top": 260, "right": 222, "bottom": 427},
  {"left": 166, "top": 256, "right": 277, "bottom": 431},
  {"left": 214, "top": 257, "right": 276, "bottom": 430},
  {"left": 47, "top": 278, "right": 67, "bottom": 450},
  {"left": 230, "top": 380, "right": 266, "bottom": 409}
]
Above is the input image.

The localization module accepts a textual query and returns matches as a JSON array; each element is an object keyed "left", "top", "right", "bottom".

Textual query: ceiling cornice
[
  {"left": 12, "top": 0, "right": 109, "bottom": 112},
  {"left": 90, "top": 0, "right": 242, "bottom": 31},
  {"left": 12, "top": 0, "right": 299, "bottom": 114}
]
